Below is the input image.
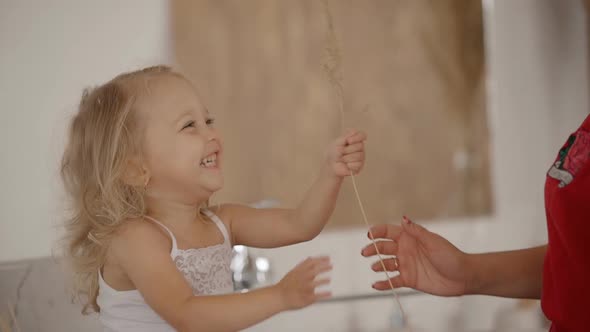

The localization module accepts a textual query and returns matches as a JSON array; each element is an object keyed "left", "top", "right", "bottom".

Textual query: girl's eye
[
  {"left": 206, "top": 118, "right": 215, "bottom": 126},
  {"left": 182, "top": 120, "right": 195, "bottom": 130}
]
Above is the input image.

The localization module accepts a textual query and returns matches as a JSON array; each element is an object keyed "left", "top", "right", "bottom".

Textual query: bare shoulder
[
  {"left": 210, "top": 204, "right": 248, "bottom": 241},
  {"left": 213, "top": 203, "right": 251, "bottom": 224},
  {"left": 214, "top": 203, "right": 241, "bottom": 218},
  {"left": 109, "top": 218, "right": 172, "bottom": 263}
]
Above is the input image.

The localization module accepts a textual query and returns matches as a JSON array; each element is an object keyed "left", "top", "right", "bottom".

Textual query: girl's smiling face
[{"left": 137, "top": 74, "right": 223, "bottom": 204}]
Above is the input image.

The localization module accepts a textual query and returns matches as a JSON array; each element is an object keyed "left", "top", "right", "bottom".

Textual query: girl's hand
[
  {"left": 325, "top": 129, "right": 367, "bottom": 178},
  {"left": 276, "top": 256, "right": 332, "bottom": 310},
  {"left": 361, "top": 217, "right": 472, "bottom": 297}
]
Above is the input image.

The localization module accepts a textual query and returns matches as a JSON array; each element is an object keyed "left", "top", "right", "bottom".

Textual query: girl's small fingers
[
  {"left": 346, "top": 162, "right": 363, "bottom": 173},
  {"left": 313, "top": 278, "right": 331, "bottom": 287},
  {"left": 313, "top": 262, "right": 333, "bottom": 275},
  {"left": 346, "top": 131, "right": 367, "bottom": 145},
  {"left": 343, "top": 128, "right": 357, "bottom": 137},
  {"left": 298, "top": 256, "right": 324, "bottom": 271},
  {"left": 342, "top": 152, "right": 365, "bottom": 163},
  {"left": 314, "top": 291, "right": 332, "bottom": 301},
  {"left": 300, "top": 257, "right": 327, "bottom": 273},
  {"left": 332, "top": 145, "right": 345, "bottom": 158},
  {"left": 311, "top": 256, "right": 331, "bottom": 266},
  {"left": 294, "top": 257, "right": 312, "bottom": 269},
  {"left": 333, "top": 135, "right": 350, "bottom": 149},
  {"left": 343, "top": 142, "right": 364, "bottom": 154},
  {"left": 312, "top": 255, "right": 331, "bottom": 262}
]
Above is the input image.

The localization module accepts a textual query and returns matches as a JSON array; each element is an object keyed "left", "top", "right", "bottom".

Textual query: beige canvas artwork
[{"left": 172, "top": 0, "right": 492, "bottom": 227}]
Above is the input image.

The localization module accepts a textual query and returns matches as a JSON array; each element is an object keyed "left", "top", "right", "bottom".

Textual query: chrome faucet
[
  {"left": 231, "top": 245, "right": 272, "bottom": 291},
  {"left": 230, "top": 199, "right": 279, "bottom": 292}
]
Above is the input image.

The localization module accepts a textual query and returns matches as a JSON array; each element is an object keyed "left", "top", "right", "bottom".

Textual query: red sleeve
[{"left": 542, "top": 116, "right": 590, "bottom": 331}]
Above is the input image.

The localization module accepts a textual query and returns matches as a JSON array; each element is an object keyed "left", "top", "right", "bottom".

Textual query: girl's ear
[{"left": 122, "top": 158, "right": 150, "bottom": 187}]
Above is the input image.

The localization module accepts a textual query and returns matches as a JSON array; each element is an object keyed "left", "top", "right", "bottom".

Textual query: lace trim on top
[{"left": 144, "top": 209, "right": 233, "bottom": 295}]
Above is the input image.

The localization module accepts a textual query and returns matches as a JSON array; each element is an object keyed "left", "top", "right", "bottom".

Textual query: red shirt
[{"left": 543, "top": 113, "right": 590, "bottom": 331}]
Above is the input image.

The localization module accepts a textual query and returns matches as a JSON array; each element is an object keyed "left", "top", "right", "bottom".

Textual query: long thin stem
[{"left": 320, "top": 0, "right": 410, "bottom": 329}]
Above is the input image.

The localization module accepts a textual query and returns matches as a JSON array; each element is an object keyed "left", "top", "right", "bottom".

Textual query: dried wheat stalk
[{"left": 320, "top": 0, "right": 411, "bottom": 329}]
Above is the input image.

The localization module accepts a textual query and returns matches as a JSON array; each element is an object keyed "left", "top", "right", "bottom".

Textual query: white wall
[
  {"left": 484, "top": 0, "right": 589, "bottom": 246},
  {"left": 0, "top": 0, "right": 171, "bottom": 262}
]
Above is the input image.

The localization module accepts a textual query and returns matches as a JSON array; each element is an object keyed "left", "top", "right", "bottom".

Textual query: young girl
[{"left": 61, "top": 65, "right": 367, "bottom": 331}]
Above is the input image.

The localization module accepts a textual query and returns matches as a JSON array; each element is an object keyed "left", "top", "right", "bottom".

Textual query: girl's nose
[{"left": 203, "top": 126, "right": 218, "bottom": 142}]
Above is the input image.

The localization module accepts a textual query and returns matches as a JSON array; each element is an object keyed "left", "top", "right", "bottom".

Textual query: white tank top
[{"left": 97, "top": 209, "right": 234, "bottom": 332}]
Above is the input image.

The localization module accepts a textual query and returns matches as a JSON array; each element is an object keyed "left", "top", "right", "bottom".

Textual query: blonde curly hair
[{"left": 61, "top": 65, "right": 184, "bottom": 313}]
